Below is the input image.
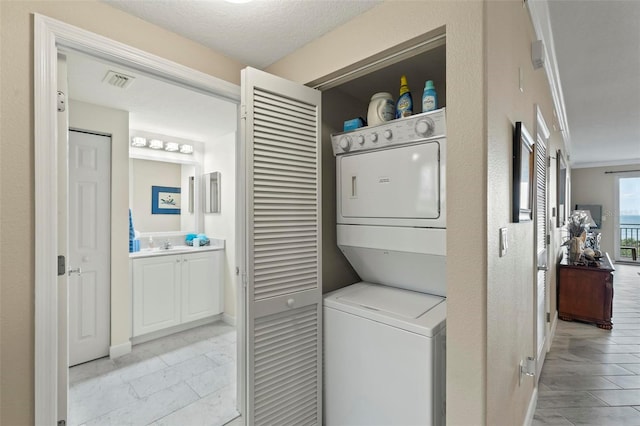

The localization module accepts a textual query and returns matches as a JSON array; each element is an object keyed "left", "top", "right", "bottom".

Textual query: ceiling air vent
[{"left": 102, "top": 70, "right": 136, "bottom": 89}]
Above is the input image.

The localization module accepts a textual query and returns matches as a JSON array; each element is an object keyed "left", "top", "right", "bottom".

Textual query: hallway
[{"left": 534, "top": 263, "right": 640, "bottom": 425}]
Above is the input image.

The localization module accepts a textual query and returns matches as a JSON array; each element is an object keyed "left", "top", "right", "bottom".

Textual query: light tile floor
[
  {"left": 69, "top": 321, "right": 239, "bottom": 426},
  {"left": 534, "top": 263, "right": 640, "bottom": 426}
]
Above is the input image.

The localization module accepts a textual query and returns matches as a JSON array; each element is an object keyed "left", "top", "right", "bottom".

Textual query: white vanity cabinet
[
  {"left": 132, "top": 250, "right": 223, "bottom": 337},
  {"left": 181, "top": 251, "right": 223, "bottom": 322}
]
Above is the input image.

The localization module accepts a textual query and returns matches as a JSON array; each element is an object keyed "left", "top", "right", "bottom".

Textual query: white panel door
[
  {"left": 181, "top": 251, "right": 223, "bottom": 323},
  {"left": 68, "top": 130, "right": 111, "bottom": 366},
  {"left": 242, "top": 67, "right": 322, "bottom": 425}
]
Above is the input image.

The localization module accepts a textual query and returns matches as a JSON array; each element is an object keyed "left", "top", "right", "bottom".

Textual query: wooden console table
[{"left": 558, "top": 252, "right": 615, "bottom": 329}]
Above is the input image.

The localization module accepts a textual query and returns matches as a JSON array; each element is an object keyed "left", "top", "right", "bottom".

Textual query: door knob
[
  {"left": 286, "top": 298, "right": 295, "bottom": 308},
  {"left": 68, "top": 267, "right": 82, "bottom": 276}
]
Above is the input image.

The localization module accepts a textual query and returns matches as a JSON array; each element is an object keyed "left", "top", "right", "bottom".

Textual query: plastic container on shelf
[
  {"left": 367, "top": 92, "right": 395, "bottom": 126},
  {"left": 421, "top": 80, "right": 438, "bottom": 113},
  {"left": 395, "top": 75, "right": 413, "bottom": 119}
]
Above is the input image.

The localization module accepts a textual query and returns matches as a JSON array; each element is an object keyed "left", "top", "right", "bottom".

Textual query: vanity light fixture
[
  {"left": 131, "top": 135, "right": 194, "bottom": 155},
  {"left": 179, "top": 144, "right": 194, "bottom": 154},
  {"left": 130, "top": 136, "right": 147, "bottom": 147},
  {"left": 164, "top": 142, "right": 180, "bottom": 152},
  {"left": 148, "top": 139, "right": 164, "bottom": 149}
]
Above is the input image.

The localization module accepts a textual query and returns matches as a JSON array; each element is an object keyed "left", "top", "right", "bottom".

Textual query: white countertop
[{"left": 129, "top": 240, "right": 224, "bottom": 259}]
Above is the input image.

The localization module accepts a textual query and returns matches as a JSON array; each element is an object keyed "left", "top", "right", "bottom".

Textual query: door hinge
[
  {"left": 546, "top": 234, "right": 551, "bottom": 245},
  {"left": 58, "top": 420, "right": 66, "bottom": 426},
  {"left": 546, "top": 312, "right": 551, "bottom": 323},
  {"left": 240, "top": 105, "right": 247, "bottom": 120},
  {"left": 57, "top": 255, "right": 66, "bottom": 276},
  {"left": 57, "top": 91, "right": 66, "bottom": 112}
]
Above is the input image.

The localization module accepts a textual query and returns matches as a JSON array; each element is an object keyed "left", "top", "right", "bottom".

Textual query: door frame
[
  {"left": 34, "top": 14, "right": 243, "bottom": 424},
  {"left": 533, "top": 104, "right": 551, "bottom": 378},
  {"left": 614, "top": 172, "right": 640, "bottom": 262}
]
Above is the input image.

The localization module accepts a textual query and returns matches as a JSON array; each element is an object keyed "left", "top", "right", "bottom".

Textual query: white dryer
[{"left": 326, "top": 109, "right": 447, "bottom": 426}]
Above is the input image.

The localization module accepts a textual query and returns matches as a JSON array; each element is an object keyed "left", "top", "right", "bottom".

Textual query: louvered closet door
[
  {"left": 535, "top": 136, "right": 548, "bottom": 379},
  {"left": 242, "top": 67, "right": 322, "bottom": 426}
]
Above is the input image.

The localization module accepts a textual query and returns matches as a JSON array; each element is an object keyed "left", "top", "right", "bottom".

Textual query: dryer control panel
[{"left": 331, "top": 108, "right": 446, "bottom": 155}]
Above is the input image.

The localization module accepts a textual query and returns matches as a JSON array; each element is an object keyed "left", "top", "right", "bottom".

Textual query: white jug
[{"left": 367, "top": 92, "right": 395, "bottom": 127}]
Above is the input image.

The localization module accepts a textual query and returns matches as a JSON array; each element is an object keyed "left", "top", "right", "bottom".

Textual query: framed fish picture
[{"left": 151, "top": 186, "right": 181, "bottom": 215}]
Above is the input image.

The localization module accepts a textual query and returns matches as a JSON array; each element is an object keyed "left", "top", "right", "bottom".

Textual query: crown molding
[{"left": 527, "top": 0, "right": 571, "bottom": 156}]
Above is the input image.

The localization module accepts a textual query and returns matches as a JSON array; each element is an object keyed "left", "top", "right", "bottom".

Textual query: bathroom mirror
[
  {"left": 129, "top": 155, "right": 202, "bottom": 233},
  {"left": 205, "top": 171, "right": 221, "bottom": 213}
]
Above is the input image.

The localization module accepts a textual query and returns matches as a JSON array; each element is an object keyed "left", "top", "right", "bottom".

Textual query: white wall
[
  {"left": 571, "top": 164, "right": 640, "bottom": 258},
  {"left": 69, "top": 99, "right": 130, "bottom": 351},
  {"left": 130, "top": 158, "right": 181, "bottom": 232},
  {"left": 204, "top": 132, "right": 237, "bottom": 320}
]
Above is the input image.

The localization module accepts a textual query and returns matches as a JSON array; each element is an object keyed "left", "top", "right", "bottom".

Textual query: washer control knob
[
  {"left": 339, "top": 136, "right": 352, "bottom": 152},
  {"left": 370, "top": 133, "right": 378, "bottom": 142},
  {"left": 356, "top": 135, "right": 365, "bottom": 145},
  {"left": 415, "top": 118, "right": 435, "bottom": 137},
  {"left": 383, "top": 129, "right": 393, "bottom": 140}
]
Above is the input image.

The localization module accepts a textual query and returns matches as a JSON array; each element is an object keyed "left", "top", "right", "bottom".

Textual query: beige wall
[
  {"left": 486, "top": 1, "right": 567, "bottom": 424},
  {"left": 0, "top": 1, "right": 244, "bottom": 423},
  {"left": 571, "top": 164, "right": 640, "bottom": 258},
  {"left": 268, "top": 2, "right": 487, "bottom": 424},
  {"left": 203, "top": 132, "right": 237, "bottom": 320},
  {"left": 130, "top": 159, "right": 182, "bottom": 232}
]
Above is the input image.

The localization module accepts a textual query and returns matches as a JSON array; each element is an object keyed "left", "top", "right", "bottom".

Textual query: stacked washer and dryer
[{"left": 325, "top": 108, "right": 447, "bottom": 426}]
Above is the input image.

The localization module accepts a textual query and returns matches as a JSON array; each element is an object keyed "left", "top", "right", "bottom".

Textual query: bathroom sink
[
  {"left": 144, "top": 245, "right": 192, "bottom": 252},
  {"left": 130, "top": 240, "right": 224, "bottom": 258}
]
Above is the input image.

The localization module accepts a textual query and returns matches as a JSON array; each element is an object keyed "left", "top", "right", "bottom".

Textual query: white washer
[{"left": 324, "top": 282, "right": 446, "bottom": 426}]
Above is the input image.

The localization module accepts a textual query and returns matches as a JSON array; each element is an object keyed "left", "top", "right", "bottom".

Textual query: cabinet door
[
  {"left": 181, "top": 251, "right": 223, "bottom": 323},
  {"left": 133, "top": 255, "right": 182, "bottom": 336}
]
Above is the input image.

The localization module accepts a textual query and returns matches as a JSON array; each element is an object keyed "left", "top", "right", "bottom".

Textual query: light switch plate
[{"left": 500, "top": 227, "right": 508, "bottom": 257}]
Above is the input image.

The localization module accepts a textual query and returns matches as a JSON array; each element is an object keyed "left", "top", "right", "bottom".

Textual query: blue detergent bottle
[
  {"left": 395, "top": 75, "right": 413, "bottom": 119},
  {"left": 422, "top": 80, "right": 438, "bottom": 112}
]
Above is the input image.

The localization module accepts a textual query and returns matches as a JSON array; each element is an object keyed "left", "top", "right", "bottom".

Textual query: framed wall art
[
  {"left": 151, "top": 185, "right": 181, "bottom": 215},
  {"left": 512, "top": 121, "right": 534, "bottom": 222}
]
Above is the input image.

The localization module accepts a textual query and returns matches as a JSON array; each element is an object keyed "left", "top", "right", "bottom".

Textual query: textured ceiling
[
  {"left": 103, "top": 0, "right": 382, "bottom": 68},
  {"left": 548, "top": 0, "right": 640, "bottom": 167}
]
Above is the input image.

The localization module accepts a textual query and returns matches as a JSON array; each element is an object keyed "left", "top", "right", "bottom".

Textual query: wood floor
[{"left": 534, "top": 263, "right": 640, "bottom": 425}]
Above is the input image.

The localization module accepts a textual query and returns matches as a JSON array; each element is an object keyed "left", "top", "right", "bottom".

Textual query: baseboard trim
[
  {"left": 223, "top": 313, "right": 236, "bottom": 326},
  {"left": 523, "top": 386, "right": 538, "bottom": 426},
  {"left": 109, "top": 341, "right": 132, "bottom": 359},
  {"left": 131, "top": 314, "right": 224, "bottom": 345},
  {"left": 548, "top": 311, "right": 558, "bottom": 352}
]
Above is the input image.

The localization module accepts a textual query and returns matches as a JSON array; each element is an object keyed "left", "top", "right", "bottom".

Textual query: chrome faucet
[{"left": 162, "top": 239, "right": 172, "bottom": 250}]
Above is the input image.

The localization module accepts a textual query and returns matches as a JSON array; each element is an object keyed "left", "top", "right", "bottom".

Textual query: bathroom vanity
[{"left": 130, "top": 243, "right": 224, "bottom": 338}]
